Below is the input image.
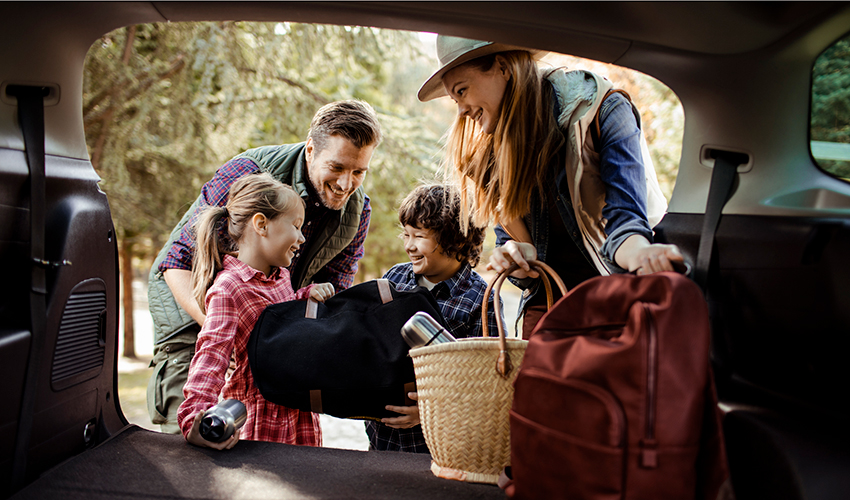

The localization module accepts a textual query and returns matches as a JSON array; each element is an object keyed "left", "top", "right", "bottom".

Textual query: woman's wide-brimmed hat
[{"left": 417, "top": 35, "right": 544, "bottom": 102}]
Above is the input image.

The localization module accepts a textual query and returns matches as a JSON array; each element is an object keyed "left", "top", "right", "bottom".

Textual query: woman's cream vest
[{"left": 504, "top": 68, "right": 667, "bottom": 275}]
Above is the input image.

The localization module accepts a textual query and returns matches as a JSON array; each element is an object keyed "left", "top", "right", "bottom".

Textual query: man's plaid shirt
[{"left": 365, "top": 262, "right": 504, "bottom": 453}]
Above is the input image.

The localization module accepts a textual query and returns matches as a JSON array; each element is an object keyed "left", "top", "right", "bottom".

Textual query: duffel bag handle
[
  {"left": 304, "top": 279, "right": 393, "bottom": 318},
  {"left": 482, "top": 260, "right": 567, "bottom": 378}
]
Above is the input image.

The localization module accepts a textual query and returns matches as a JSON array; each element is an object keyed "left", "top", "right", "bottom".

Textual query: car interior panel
[{"left": 2, "top": 2, "right": 850, "bottom": 499}]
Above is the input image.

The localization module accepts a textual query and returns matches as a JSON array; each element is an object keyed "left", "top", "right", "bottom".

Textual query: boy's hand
[
  {"left": 186, "top": 411, "right": 239, "bottom": 450},
  {"left": 382, "top": 392, "right": 420, "bottom": 429},
  {"left": 310, "top": 283, "right": 335, "bottom": 302}
]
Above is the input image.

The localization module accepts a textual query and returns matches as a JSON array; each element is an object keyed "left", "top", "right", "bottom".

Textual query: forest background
[{"left": 82, "top": 22, "right": 684, "bottom": 358}]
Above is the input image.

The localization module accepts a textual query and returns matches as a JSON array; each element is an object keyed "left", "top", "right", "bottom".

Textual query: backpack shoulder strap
[{"left": 590, "top": 88, "right": 641, "bottom": 151}]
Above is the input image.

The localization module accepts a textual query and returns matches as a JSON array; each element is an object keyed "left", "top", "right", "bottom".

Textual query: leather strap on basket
[
  {"left": 482, "top": 260, "right": 567, "bottom": 378},
  {"left": 304, "top": 278, "right": 393, "bottom": 319}
]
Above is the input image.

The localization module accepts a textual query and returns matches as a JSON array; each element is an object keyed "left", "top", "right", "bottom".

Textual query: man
[{"left": 146, "top": 100, "right": 382, "bottom": 433}]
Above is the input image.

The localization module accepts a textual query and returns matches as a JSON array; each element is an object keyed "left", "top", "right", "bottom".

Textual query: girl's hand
[
  {"left": 185, "top": 411, "right": 239, "bottom": 450},
  {"left": 310, "top": 283, "right": 335, "bottom": 302},
  {"left": 487, "top": 241, "right": 539, "bottom": 279},
  {"left": 382, "top": 392, "right": 420, "bottom": 429}
]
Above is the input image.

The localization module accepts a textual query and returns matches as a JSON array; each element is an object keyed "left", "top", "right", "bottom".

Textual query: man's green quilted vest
[{"left": 147, "top": 142, "right": 365, "bottom": 344}]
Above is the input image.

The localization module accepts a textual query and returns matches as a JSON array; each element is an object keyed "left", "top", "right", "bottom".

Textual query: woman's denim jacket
[{"left": 495, "top": 69, "right": 659, "bottom": 316}]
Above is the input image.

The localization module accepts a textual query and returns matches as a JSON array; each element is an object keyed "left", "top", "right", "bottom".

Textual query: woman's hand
[
  {"left": 185, "top": 411, "right": 240, "bottom": 450},
  {"left": 616, "top": 235, "right": 685, "bottom": 275},
  {"left": 487, "top": 241, "right": 540, "bottom": 279},
  {"left": 310, "top": 283, "right": 335, "bottom": 302},
  {"left": 382, "top": 392, "right": 420, "bottom": 429}
]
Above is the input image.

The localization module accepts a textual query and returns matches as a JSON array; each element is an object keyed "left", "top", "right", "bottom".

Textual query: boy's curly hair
[{"left": 398, "top": 184, "right": 485, "bottom": 267}]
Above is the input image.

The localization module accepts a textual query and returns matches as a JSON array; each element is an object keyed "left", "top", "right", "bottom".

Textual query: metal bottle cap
[
  {"left": 401, "top": 311, "right": 456, "bottom": 348},
  {"left": 200, "top": 399, "right": 247, "bottom": 443}
]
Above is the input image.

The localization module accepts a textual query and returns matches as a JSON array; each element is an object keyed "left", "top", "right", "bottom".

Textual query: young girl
[{"left": 177, "top": 173, "right": 335, "bottom": 450}]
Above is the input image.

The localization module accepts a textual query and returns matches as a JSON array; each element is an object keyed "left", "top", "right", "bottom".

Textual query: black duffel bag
[{"left": 247, "top": 278, "right": 448, "bottom": 420}]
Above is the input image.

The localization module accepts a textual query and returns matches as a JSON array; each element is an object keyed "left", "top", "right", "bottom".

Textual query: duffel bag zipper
[{"left": 640, "top": 305, "right": 658, "bottom": 468}]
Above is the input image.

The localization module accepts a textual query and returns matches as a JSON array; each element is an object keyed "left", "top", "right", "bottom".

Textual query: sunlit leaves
[{"left": 83, "top": 21, "right": 443, "bottom": 277}]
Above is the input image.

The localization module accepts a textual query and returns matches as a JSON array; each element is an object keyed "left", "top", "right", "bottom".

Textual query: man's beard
[{"left": 318, "top": 186, "right": 349, "bottom": 210}]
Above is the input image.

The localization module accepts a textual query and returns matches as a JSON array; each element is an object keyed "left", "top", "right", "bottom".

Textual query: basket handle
[{"left": 482, "top": 259, "right": 568, "bottom": 378}]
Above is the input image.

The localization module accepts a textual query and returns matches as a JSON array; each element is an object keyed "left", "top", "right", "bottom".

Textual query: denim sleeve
[
  {"left": 494, "top": 224, "right": 511, "bottom": 247},
  {"left": 596, "top": 93, "right": 653, "bottom": 272}
]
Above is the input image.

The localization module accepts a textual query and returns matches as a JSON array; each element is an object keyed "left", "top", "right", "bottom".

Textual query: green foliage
[
  {"left": 85, "top": 23, "right": 231, "bottom": 247},
  {"left": 814, "top": 159, "right": 850, "bottom": 180},
  {"left": 812, "top": 36, "right": 850, "bottom": 143},
  {"left": 84, "top": 22, "right": 444, "bottom": 277},
  {"left": 811, "top": 33, "right": 850, "bottom": 181}
]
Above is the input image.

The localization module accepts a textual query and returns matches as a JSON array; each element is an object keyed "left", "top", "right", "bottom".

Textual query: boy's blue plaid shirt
[{"left": 365, "top": 261, "right": 504, "bottom": 453}]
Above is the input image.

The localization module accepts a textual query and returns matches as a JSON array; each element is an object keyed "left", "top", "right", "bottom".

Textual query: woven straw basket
[{"left": 410, "top": 260, "right": 566, "bottom": 484}]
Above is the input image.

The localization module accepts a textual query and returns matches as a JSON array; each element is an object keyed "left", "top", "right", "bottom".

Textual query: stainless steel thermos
[
  {"left": 401, "top": 311, "right": 456, "bottom": 348},
  {"left": 200, "top": 399, "right": 247, "bottom": 443}
]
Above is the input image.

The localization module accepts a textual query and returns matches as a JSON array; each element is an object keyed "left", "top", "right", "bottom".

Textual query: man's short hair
[
  {"left": 398, "top": 183, "right": 485, "bottom": 267},
  {"left": 308, "top": 100, "right": 382, "bottom": 154}
]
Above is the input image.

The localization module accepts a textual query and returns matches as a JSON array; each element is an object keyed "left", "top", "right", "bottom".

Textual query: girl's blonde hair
[
  {"left": 443, "top": 50, "right": 564, "bottom": 231},
  {"left": 191, "top": 173, "right": 303, "bottom": 313}
]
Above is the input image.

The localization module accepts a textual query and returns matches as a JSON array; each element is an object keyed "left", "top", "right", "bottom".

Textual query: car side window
[{"left": 811, "top": 31, "right": 850, "bottom": 182}]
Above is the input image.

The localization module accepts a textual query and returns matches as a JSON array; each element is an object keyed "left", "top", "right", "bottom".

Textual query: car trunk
[{"left": 10, "top": 425, "right": 505, "bottom": 500}]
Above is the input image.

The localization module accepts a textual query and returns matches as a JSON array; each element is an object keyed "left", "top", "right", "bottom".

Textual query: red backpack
[{"left": 505, "top": 270, "right": 730, "bottom": 499}]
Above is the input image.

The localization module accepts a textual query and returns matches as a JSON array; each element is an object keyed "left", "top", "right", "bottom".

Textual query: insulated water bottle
[
  {"left": 401, "top": 311, "right": 456, "bottom": 348},
  {"left": 200, "top": 399, "right": 247, "bottom": 443}
]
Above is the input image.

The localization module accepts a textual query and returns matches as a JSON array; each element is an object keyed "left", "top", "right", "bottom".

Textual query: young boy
[{"left": 365, "top": 183, "right": 504, "bottom": 453}]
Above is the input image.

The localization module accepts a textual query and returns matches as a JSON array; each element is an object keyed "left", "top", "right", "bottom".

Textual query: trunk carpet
[{"left": 12, "top": 425, "right": 504, "bottom": 499}]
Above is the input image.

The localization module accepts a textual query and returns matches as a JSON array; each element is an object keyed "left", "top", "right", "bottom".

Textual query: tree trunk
[
  {"left": 91, "top": 26, "right": 138, "bottom": 171},
  {"left": 120, "top": 237, "right": 136, "bottom": 359}
]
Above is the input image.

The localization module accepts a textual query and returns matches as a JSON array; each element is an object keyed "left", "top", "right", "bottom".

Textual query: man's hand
[
  {"left": 164, "top": 269, "right": 206, "bottom": 325},
  {"left": 185, "top": 411, "right": 239, "bottom": 450},
  {"left": 382, "top": 392, "right": 420, "bottom": 429}
]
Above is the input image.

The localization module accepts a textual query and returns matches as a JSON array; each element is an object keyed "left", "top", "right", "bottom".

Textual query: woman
[{"left": 418, "top": 35, "right": 684, "bottom": 337}]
